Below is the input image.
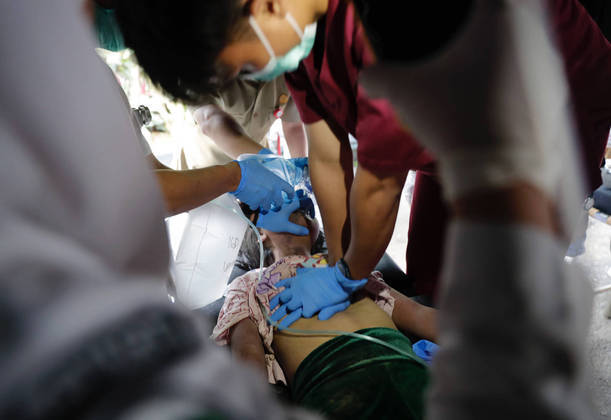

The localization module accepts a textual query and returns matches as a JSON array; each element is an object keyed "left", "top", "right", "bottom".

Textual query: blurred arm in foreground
[{"left": 360, "top": 1, "right": 596, "bottom": 418}]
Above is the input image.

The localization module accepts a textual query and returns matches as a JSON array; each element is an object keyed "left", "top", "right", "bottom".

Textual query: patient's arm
[
  {"left": 389, "top": 289, "right": 438, "bottom": 343},
  {"left": 229, "top": 319, "right": 267, "bottom": 377}
]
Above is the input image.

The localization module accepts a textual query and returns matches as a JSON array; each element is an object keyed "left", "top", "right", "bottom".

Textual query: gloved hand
[
  {"left": 257, "top": 197, "right": 309, "bottom": 235},
  {"left": 289, "top": 157, "right": 308, "bottom": 169},
  {"left": 296, "top": 189, "right": 315, "bottom": 219},
  {"left": 232, "top": 156, "right": 295, "bottom": 212},
  {"left": 269, "top": 266, "right": 367, "bottom": 329},
  {"left": 360, "top": 0, "right": 579, "bottom": 207},
  {"left": 258, "top": 148, "right": 274, "bottom": 155}
]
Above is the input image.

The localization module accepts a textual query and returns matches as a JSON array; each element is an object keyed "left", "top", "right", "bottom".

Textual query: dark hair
[
  {"left": 235, "top": 205, "right": 327, "bottom": 272},
  {"left": 114, "top": 0, "right": 248, "bottom": 104}
]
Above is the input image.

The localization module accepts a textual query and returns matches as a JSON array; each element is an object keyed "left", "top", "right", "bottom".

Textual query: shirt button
[{"left": 278, "top": 94, "right": 289, "bottom": 105}]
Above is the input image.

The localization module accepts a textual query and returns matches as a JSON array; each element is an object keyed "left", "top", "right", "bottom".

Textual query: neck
[
  {"left": 312, "top": 0, "right": 329, "bottom": 19},
  {"left": 272, "top": 246, "right": 311, "bottom": 261},
  {"left": 293, "top": 0, "right": 328, "bottom": 25}
]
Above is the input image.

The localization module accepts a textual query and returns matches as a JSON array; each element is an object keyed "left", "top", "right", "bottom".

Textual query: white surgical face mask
[{"left": 243, "top": 13, "right": 317, "bottom": 81}]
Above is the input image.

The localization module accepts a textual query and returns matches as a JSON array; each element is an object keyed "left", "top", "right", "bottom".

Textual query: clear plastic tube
[{"left": 225, "top": 205, "right": 418, "bottom": 361}]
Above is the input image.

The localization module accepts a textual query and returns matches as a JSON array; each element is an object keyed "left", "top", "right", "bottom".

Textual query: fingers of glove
[
  {"left": 258, "top": 148, "right": 274, "bottom": 155},
  {"left": 340, "top": 278, "right": 368, "bottom": 294},
  {"left": 241, "top": 191, "right": 262, "bottom": 211},
  {"left": 232, "top": 189, "right": 260, "bottom": 211},
  {"left": 290, "top": 157, "right": 308, "bottom": 169},
  {"left": 318, "top": 300, "right": 350, "bottom": 321},
  {"left": 285, "top": 197, "right": 301, "bottom": 213},
  {"left": 270, "top": 187, "right": 288, "bottom": 210},
  {"left": 278, "top": 180, "right": 295, "bottom": 200},
  {"left": 284, "top": 221, "right": 309, "bottom": 236},
  {"left": 270, "top": 294, "right": 281, "bottom": 311},
  {"left": 269, "top": 289, "right": 293, "bottom": 312},
  {"left": 274, "top": 277, "right": 292, "bottom": 290},
  {"left": 286, "top": 294, "right": 304, "bottom": 312},
  {"left": 270, "top": 303, "right": 289, "bottom": 322},
  {"left": 247, "top": 199, "right": 261, "bottom": 211},
  {"left": 258, "top": 195, "right": 273, "bottom": 213},
  {"left": 278, "top": 308, "right": 303, "bottom": 330}
]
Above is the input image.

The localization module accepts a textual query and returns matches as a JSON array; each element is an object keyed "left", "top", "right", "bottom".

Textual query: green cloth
[{"left": 291, "top": 327, "right": 429, "bottom": 420}]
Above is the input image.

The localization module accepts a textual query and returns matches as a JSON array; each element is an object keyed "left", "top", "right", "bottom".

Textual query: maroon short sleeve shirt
[{"left": 284, "top": 0, "right": 434, "bottom": 174}]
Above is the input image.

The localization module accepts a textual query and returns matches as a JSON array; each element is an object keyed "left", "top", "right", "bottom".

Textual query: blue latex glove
[
  {"left": 269, "top": 265, "right": 367, "bottom": 329},
  {"left": 296, "top": 189, "right": 315, "bottom": 219},
  {"left": 412, "top": 340, "right": 439, "bottom": 365},
  {"left": 231, "top": 156, "right": 295, "bottom": 212},
  {"left": 290, "top": 157, "right": 308, "bottom": 169},
  {"left": 259, "top": 149, "right": 308, "bottom": 172},
  {"left": 257, "top": 197, "right": 309, "bottom": 235}
]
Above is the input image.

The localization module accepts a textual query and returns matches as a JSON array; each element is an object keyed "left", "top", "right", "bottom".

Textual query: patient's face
[{"left": 265, "top": 210, "right": 320, "bottom": 256}]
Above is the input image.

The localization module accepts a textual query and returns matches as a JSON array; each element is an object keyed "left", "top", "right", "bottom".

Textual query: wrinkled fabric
[
  {"left": 293, "top": 327, "right": 428, "bottom": 420},
  {"left": 428, "top": 222, "right": 596, "bottom": 420},
  {"left": 212, "top": 254, "right": 395, "bottom": 384},
  {"left": 0, "top": 2, "right": 317, "bottom": 419}
]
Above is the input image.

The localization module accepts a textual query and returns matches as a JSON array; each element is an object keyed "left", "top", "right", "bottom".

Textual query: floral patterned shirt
[{"left": 211, "top": 254, "right": 395, "bottom": 384}]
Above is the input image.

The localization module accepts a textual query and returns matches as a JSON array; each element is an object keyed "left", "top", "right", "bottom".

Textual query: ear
[
  {"left": 259, "top": 228, "right": 269, "bottom": 242},
  {"left": 260, "top": 228, "right": 278, "bottom": 251},
  {"left": 247, "top": 0, "right": 284, "bottom": 17}
]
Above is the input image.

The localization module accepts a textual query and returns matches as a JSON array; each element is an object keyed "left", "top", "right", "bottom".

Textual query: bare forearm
[
  {"left": 309, "top": 158, "right": 352, "bottom": 263},
  {"left": 344, "top": 166, "right": 407, "bottom": 279},
  {"left": 155, "top": 162, "right": 241, "bottom": 216},
  {"left": 305, "top": 121, "right": 354, "bottom": 263},
  {"left": 230, "top": 319, "right": 267, "bottom": 377},
  {"left": 390, "top": 289, "right": 438, "bottom": 342}
]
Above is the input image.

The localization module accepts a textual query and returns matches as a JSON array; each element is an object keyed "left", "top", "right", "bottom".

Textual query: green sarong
[{"left": 291, "top": 327, "right": 429, "bottom": 420}]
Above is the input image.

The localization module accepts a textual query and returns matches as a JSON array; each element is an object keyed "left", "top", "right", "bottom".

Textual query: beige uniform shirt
[{"left": 185, "top": 78, "right": 291, "bottom": 168}]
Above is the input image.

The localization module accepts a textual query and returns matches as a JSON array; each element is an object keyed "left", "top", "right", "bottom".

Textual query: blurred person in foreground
[
  {"left": 0, "top": 1, "right": 318, "bottom": 419},
  {"left": 359, "top": 1, "right": 596, "bottom": 418}
]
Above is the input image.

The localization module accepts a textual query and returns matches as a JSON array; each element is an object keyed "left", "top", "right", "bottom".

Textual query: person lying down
[{"left": 212, "top": 204, "right": 438, "bottom": 419}]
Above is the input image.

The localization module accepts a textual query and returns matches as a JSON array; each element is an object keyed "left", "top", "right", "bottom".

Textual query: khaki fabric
[{"left": 185, "top": 78, "right": 291, "bottom": 169}]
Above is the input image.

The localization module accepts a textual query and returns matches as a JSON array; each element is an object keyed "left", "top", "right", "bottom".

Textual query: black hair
[
  {"left": 235, "top": 204, "right": 327, "bottom": 272},
  {"left": 114, "top": 0, "right": 248, "bottom": 104},
  {"left": 353, "top": 0, "right": 474, "bottom": 62}
]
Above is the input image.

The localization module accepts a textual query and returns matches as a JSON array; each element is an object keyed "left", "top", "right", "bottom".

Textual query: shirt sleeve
[
  {"left": 284, "top": 66, "right": 325, "bottom": 125},
  {"left": 212, "top": 266, "right": 292, "bottom": 385},
  {"left": 354, "top": 92, "right": 435, "bottom": 174},
  {"left": 211, "top": 273, "right": 257, "bottom": 345},
  {"left": 353, "top": 16, "right": 435, "bottom": 174}
]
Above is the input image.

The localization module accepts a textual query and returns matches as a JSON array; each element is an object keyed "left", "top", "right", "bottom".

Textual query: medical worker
[
  {"left": 90, "top": 0, "right": 307, "bottom": 235},
  {"left": 0, "top": 1, "right": 318, "bottom": 418},
  {"left": 113, "top": 0, "right": 611, "bottom": 324}
]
